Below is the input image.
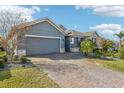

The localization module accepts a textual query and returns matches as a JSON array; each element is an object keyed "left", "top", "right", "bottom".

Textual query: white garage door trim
[
  {"left": 25, "top": 34, "right": 61, "bottom": 39},
  {"left": 25, "top": 34, "right": 62, "bottom": 53}
]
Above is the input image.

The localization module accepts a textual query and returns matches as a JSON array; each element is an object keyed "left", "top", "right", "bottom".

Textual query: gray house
[
  {"left": 65, "top": 30, "right": 84, "bottom": 52},
  {"left": 65, "top": 30, "right": 104, "bottom": 52},
  {"left": 10, "top": 17, "right": 104, "bottom": 56},
  {"left": 12, "top": 17, "right": 66, "bottom": 56}
]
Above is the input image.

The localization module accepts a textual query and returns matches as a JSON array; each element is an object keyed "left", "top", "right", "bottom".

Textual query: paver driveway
[{"left": 29, "top": 53, "right": 124, "bottom": 88}]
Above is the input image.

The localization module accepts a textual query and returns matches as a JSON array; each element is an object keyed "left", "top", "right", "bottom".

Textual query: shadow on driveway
[{"left": 28, "top": 52, "right": 85, "bottom": 61}]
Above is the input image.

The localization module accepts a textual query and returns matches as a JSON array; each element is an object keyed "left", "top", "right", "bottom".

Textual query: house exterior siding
[
  {"left": 65, "top": 30, "right": 104, "bottom": 53},
  {"left": 16, "top": 21, "right": 65, "bottom": 56},
  {"left": 11, "top": 17, "right": 105, "bottom": 56}
]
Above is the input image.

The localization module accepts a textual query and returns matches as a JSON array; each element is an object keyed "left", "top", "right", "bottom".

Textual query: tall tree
[
  {"left": 0, "top": 11, "right": 28, "bottom": 61},
  {"left": 114, "top": 31, "right": 124, "bottom": 47}
]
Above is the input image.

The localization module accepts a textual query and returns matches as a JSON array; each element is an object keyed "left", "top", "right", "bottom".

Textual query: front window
[
  {"left": 92, "top": 38, "right": 96, "bottom": 43},
  {"left": 70, "top": 37, "right": 74, "bottom": 44},
  {"left": 78, "top": 38, "right": 81, "bottom": 42}
]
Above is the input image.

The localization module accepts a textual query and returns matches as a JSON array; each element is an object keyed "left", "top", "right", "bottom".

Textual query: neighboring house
[{"left": 10, "top": 17, "right": 104, "bottom": 56}]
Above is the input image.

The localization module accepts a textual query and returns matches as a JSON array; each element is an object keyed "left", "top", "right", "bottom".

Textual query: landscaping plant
[
  {"left": 114, "top": 31, "right": 124, "bottom": 48},
  {"left": 0, "top": 10, "right": 29, "bottom": 63},
  {"left": 118, "top": 48, "right": 124, "bottom": 59},
  {"left": 13, "top": 55, "right": 19, "bottom": 61},
  {"left": 80, "top": 39, "right": 96, "bottom": 56},
  {"left": 93, "top": 48, "right": 102, "bottom": 58},
  {"left": 20, "top": 55, "right": 28, "bottom": 63},
  {"left": 0, "top": 58, "right": 5, "bottom": 68},
  {"left": 101, "top": 40, "right": 114, "bottom": 57}
]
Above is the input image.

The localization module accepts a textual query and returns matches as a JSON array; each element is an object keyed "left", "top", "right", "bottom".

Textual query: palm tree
[
  {"left": 114, "top": 31, "right": 124, "bottom": 47},
  {"left": 101, "top": 39, "right": 114, "bottom": 56},
  {"left": 80, "top": 39, "right": 96, "bottom": 56}
]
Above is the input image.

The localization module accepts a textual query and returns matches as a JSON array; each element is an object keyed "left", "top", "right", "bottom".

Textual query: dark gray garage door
[{"left": 26, "top": 37, "right": 60, "bottom": 55}]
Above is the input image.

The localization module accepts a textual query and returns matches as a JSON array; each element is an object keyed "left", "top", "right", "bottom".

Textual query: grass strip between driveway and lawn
[
  {"left": 0, "top": 67, "right": 59, "bottom": 88},
  {"left": 88, "top": 58, "right": 124, "bottom": 73}
]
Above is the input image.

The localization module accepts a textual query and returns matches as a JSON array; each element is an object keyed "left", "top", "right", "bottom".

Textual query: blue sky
[
  {"left": 4, "top": 5, "right": 124, "bottom": 41},
  {"left": 30, "top": 6, "right": 123, "bottom": 29}
]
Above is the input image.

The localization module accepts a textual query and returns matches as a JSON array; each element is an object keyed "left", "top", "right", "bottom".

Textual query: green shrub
[
  {"left": 80, "top": 39, "right": 96, "bottom": 56},
  {"left": 113, "top": 53, "right": 119, "bottom": 58},
  {"left": 20, "top": 55, "right": 27, "bottom": 63},
  {"left": 0, "top": 59, "right": 5, "bottom": 68},
  {"left": 93, "top": 49, "right": 102, "bottom": 58},
  {"left": 105, "top": 50, "right": 115, "bottom": 57},
  {"left": 13, "top": 55, "right": 19, "bottom": 61},
  {"left": 0, "top": 56, "right": 7, "bottom": 68},
  {"left": 3, "top": 56, "right": 7, "bottom": 62},
  {"left": 118, "top": 48, "right": 124, "bottom": 59}
]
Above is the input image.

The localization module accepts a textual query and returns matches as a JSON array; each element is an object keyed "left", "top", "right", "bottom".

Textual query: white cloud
[
  {"left": 32, "top": 6, "right": 41, "bottom": 12},
  {"left": 75, "top": 5, "right": 124, "bottom": 17},
  {"left": 75, "top": 5, "right": 91, "bottom": 10},
  {"left": 90, "top": 24, "right": 122, "bottom": 31},
  {"left": 90, "top": 24, "right": 123, "bottom": 40},
  {"left": 0, "top": 5, "right": 41, "bottom": 21}
]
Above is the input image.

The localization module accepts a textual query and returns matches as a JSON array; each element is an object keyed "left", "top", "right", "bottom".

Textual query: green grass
[
  {"left": 89, "top": 58, "right": 124, "bottom": 73},
  {"left": 0, "top": 67, "right": 59, "bottom": 88},
  {"left": 0, "top": 51, "right": 6, "bottom": 57}
]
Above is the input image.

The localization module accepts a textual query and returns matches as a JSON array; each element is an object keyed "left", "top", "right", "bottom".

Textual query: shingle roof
[
  {"left": 66, "top": 30, "right": 97, "bottom": 37},
  {"left": 82, "top": 31, "right": 96, "bottom": 37},
  {"left": 58, "top": 24, "right": 67, "bottom": 31},
  {"left": 12, "top": 17, "right": 66, "bottom": 35},
  {"left": 14, "top": 18, "right": 47, "bottom": 29},
  {"left": 66, "top": 30, "right": 83, "bottom": 37},
  {"left": 12, "top": 17, "right": 103, "bottom": 39}
]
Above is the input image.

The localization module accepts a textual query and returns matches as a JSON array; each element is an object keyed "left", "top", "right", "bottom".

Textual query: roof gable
[
  {"left": 13, "top": 17, "right": 66, "bottom": 35},
  {"left": 82, "top": 31, "right": 95, "bottom": 37},
  {"left": 66, "top": 30, "right": 84, "bottom": 37}
]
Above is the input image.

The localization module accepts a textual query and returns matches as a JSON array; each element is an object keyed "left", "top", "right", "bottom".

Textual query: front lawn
[
  {"left": 0, "top": 67, "right": 59, "bottom": 88},
  {"left": 88, "top": 58, "right": 124, "bottom": 73}
]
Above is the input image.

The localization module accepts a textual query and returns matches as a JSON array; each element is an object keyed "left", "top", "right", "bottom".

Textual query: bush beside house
[
  {"left": 79, "top": 39, "right": 124, "bottom": 60},
  {"left": 0, "top": 60, "right": 4, "bottom": 68},
  {"left": 20, "top": 55, "right": 28, "bottom": 64},
  {"left": 93, "top": 48, "right": 102, "bottom": 58},
  {"left": 101, "top": 40, "right": 114, "bottom": 57},
  {"left": 118, "top": 48, "right": 124, "bottom": 59},
  {"left": 80, "top": 39, "right": 96, "bottom": 56},
  {"left": 0, "top": 51, "right": 7, "bottom": 68}
]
